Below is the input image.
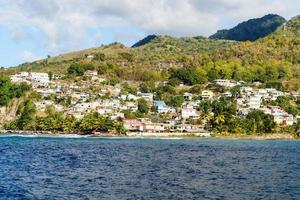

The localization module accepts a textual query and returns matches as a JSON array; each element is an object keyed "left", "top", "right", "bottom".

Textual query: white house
[
  {"left": 181, "top": 108, "right": 200, "bottom": 119},
  {"left": 201, "top": 90, "right": 214, "bottom": 99},
  {"left": 137, "top": 92, "right": 154, "bottom": 102},
  {"left": 247, "top": 95, "right": 262, "bottom": 109},
  {"left": 214, "top": 79, "right": 239, "bottom": 88},
  {"left": 29, "top": 72, "right": 49, "bottom": 86},
  {"left": 84, "top": 70, "right": 98, "bottom": 77}
]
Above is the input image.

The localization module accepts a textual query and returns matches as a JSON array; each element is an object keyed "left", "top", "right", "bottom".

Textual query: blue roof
[{"left": 154, "top": 101, "right": 167, "bottom": 107}]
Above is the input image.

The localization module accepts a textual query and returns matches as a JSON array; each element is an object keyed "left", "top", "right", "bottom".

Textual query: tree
[
  {"left": 0, "top": 75, "right": 31, "bottom": 106},
  {"left": 0, "top": 76, "right": 13, "bottom": 106},
  {"left": 138, "top": 98, "right": 149, "bottom": 114},
  {"left": 198, "top": 100, "right": 212, "bottom": 115},
  {"left": 67, "top": 63, "right": 84, "bottom": 76},
  {"left": 17, "top": 100, "right": 36, "bottom": 130},
  {"left": 170, "top": 96, "right": 184, "bottom": 108},
  {"left": 244, "top": 110, "right": 275, "bottom": 134}
]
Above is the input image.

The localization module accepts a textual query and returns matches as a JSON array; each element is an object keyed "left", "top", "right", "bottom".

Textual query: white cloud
[
  {"left": 0, "top": 0, "right": 299, "bottom": 54},
  {"left": 20, "top": 51, "right": 42, "bottom": 62}
]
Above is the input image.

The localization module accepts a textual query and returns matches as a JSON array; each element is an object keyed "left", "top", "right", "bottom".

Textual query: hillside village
[
  {"left": 2, "top": 69, "right": 299, "bottom": 135},
  {"left": 1, "top": 15, "right": 300, "bottom": 136}
]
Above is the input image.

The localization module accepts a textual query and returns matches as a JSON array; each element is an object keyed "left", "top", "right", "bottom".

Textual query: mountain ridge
[{"left": 209, "top": 14, "right": 286, "bottom": 41}]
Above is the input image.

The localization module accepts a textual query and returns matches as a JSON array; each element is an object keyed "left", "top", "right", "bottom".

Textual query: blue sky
[{"left": 0, "top": 0, "right": 299, "bottom": 67}]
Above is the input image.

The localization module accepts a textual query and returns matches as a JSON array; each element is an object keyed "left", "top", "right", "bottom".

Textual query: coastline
[{"left": 0, "top": 130, "right": 298, "bottom": 140}]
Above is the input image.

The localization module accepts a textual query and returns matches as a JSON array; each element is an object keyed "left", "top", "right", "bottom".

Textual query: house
[
  {"left": 214, "top": 79, "right": 239, "bottom": 88},
  {"left": 101, "top": 99, "right": 120, "bottom": 109},
  {"left": 121, "top": 94, "right": 138, "bottom": 101},
  {"left": 137, "top": 92, "right": 154, "bottom": 102},
  {"left": 154, "top": 101, "right": 174, "bottom": 113},
  {"left": 87, "top": 55, "right": 94, "bottom": 59},
  {"left": 223, "top": 91, "right": 232, "bottom": 98},
  {"left": 10, "top": 72, "right": 30, "bottom": 84},
  {"left": 247, "top": 95, "right": 262, "bottom": 109},
  {"left": 175, "top": 124, "right": 206, "bottom": 133},
  {"left": 268, "top": 106, "right": 295, "bottom": 126},
  {"left": 257, "top": 89, "right": 269, "bottom": 99},
  {"left": 181, "top": 108, "right": 200, "bottom": 119},
  {"left": 240, "top": 87, "right": 253, "bottom": 95},
  {"left": 84, "top": 70, "right": 98, "bottom": 77},
  {"left": 183, "top": 93, "right": 193, "bottom": 101},
  {"left": 110, "top": 112, "right": 125, "bottom": 120},
  {"left": 29, "top": 72, "right": 49, "bottom": 86},
  {"left": 97, "top": 108, "right": 113, "bottom": 115},
  {"left": 123, "top": 119, "right": 144, "bottom": 132},
  {"left": 143, "top": 123, "right": 166, "bottom": 133},
  {"left": 52, "top": 73, "right": 65, "bottom": 80},
  {"left": 121, "top": 102, "right": 138, "bottom": 111},
  {"left": 201, "top": 90, "right": 214, "bottom": 99}
]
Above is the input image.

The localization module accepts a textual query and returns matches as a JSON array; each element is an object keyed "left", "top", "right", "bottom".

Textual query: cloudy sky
[{"left": 0, "top": 0, "right": 299, "bottom": 67}]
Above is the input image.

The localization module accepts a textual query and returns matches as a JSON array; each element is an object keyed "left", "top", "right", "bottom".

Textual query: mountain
[
  {"left": 209, "top": 14, "right": 286, "bottom": 41},
  {"left": 1, "top": 15, "right": 300, "bottom": 91},
  {"left": 132, "top": 35, "right": 157, "bottom": 48}
]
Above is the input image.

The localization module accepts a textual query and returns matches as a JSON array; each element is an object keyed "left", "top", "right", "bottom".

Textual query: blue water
[{"left": 0, "top": 136, "right": 300, "bottom": 200}]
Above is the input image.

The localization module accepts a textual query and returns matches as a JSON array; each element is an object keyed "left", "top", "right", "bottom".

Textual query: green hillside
[
  {"left": 1, "top": 15, "right": 300, "bottom": 90},
  {"left": 209, "top": 14, "right": 286, "bottom": 41}
]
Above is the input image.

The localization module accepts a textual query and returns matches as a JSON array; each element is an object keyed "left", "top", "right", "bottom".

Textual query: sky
[{"left": 0, "top": 0, "right": 299, "bottom": 67}]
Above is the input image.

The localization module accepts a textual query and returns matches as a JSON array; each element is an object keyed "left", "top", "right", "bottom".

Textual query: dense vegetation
[
  {"left": 6, "top": 103, "right": 126, "bottom": 135},
  {"left": 210, "top": 14, "right": 286, "bottom": 41},
  {"left": 0, "top": 75, "right": 31, "bottom": 106},
  {"left": 1, "top": 16, "right": 299, "bottom": 92}
]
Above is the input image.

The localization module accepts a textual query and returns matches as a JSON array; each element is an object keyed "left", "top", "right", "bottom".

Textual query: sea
[{"left": 0, "top": 135, "right": 299, "bottom": 200}]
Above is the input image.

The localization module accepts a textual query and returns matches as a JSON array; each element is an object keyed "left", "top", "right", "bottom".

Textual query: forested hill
[
  {"left": 209, "top": 14, "right": 286, "bottom": 41},
  {"left": 1, "top": 15, "right": 300, "bottom": 91},
  {"left": 131, "top": 35, "right": 157, "bottom": 48}
]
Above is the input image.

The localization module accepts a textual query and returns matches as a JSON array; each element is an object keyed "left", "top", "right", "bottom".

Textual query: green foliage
[
  {"left": 189, "top": 84, "right": 204, "bottom": 94},
  {"left": 139, "top": 82, "right": 155, "bottom": 93},
  {"left": 210, "top": 14, "right": 286, "bottom": 41},
  {"left": 79, "top": 112, "right": 124, "bottom": 134},
  {"left": 266, "top": 81, "right": 285, "bottom": 91},
  {"left": 67, "top": 62, "right": 95, "bottom": 76},
  {"left": 244, "top": 110, "right": 275, "bottom": 134},
  {"left": 122, "top": 82, "right": 138, "bottom": 95},
  {"left": 67, "top": 63, "right": 85, "bottom": 76},
  {"left": 0, "top": 75, "right": 31, "bottom": 106},
  {"left": 169, "top": 96, "right": 184, "bottom": 108},
  {"left": 16, "top": 100, "right": 36, "bottom": 130},
  {"left": 138, "top": 98, "right": 149, "bottom": 114},
  {"left": 169, "top": 67, "right": 208, "bottom": 85},
  {"left": 93, "top": 53, "right": 105, "bottom": 61},
  {"left": 272, "top": 96, "right": 300, "bottom": 116}
]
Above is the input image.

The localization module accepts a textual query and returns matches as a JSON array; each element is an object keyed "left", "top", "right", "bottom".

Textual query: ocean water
[{"left": 0, "top": 135, "right": 299, "bottom": 200}]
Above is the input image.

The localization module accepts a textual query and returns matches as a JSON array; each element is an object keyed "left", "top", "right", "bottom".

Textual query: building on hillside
[
  {"left": 121, "top": 94, "right": 138, "bottom": 101},
  {"left": 97, "top": 108, "right": 113, "bottom": 115},
  {"left": 175, "top": 124, "right": 206, "bottom": 133},
  {"left": 183, "top": 93, "right": 193, "bottom": 101},
  {"left": 181, "top": 108, "right": 200, "bottom": 119},
  {"left": 29, "top": 72, "right": 49, "bottom": 87},
  {"left": 247, "top": 95, "right": 262, "bottom": 109},
  {"left": 143, "top": 123, "right": 166, "bottom": 133},
  {"left": 121, "top": 102, "right": 138, "bottom": 111},
  {"left": 214, "top": 79, "right": 239, "bottom": 88},
  {"left": 201, "top": 90, "right": 214, "bottom": 100},
  {"left": 84, "top": 70, "right": 98, "bottom": 77},
  {"left": 223, "top": 91, "right": 232, "bottom": 98},
  {"left": 137, "top": 92, "right": 154, "bottom": 102},
  {"left": 268, "top": 106, "right": 295, "bottom": 126},
  {"left": 154, "top": 101, "right": 175, "bottom": 113},
  {"left": 123, "top": 119, "right": 144, "bottom": 132}
]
